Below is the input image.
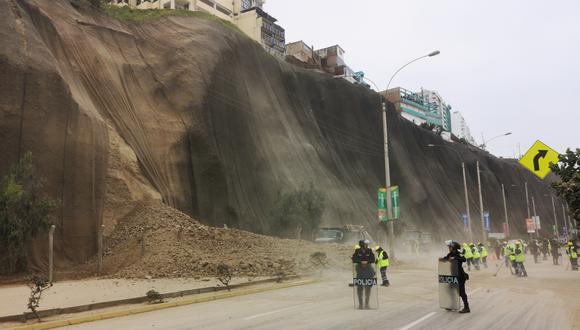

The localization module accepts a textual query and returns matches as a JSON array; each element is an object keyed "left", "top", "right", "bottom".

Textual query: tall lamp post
[
  {"left": 427, "top": 144, "right": 472, "bottom": 242},
  {"left": 501, "top": 183, "right": 510, "bottom": 238},
  {"left": 481, "top": 132, "right": 512, "bottom": 151},
  {"left": 379, "top": 50, "right": 440, "bottom": 261}
]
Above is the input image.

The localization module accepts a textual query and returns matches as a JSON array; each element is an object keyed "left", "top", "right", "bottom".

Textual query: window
[{"left": 241, "top": 0, "right": 252, "bottom": 10}]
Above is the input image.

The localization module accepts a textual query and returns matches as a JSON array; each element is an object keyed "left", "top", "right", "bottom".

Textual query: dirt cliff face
[{"left": 0, "top": 0, "right": 558, "bottom": 269}]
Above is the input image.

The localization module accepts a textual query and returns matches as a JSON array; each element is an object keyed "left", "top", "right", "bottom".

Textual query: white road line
[
  {"left": 243, "top": 305, "right": 303, "bottom": 321},
  {"left": 398, "top": 311, "right": 437, "bottom": 330}
]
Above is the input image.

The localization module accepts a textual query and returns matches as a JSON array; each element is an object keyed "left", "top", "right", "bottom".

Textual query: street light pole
[
  {"left": 426, "top": 144, "right": 472, "bottom": 241},
  {"left": 381, "top": 50, "right": 440, "bottom": 261},
  {"left": 476, "top": 161, "right": 486, "bottom": 242},
  {"left": 562, "top": 203, "right": 569, "bottom": 239},
  {"left": 532, "top": 196, "right": 538, "bottom": 237},
  {"left": 481, "top": 132, "right": 512, "bottom": 151},
  {"left": 524, "top": 182, "right": 531, "bottom": 219},
  {"left": 551, "top": 195, "right": 559, "bottom": 239},
  {"left": 502, "top": 183, "right": 510, "bottom": 238}
]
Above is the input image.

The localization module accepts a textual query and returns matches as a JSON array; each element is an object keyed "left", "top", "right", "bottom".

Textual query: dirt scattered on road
[{"left": 101, "top": 202, "right": 352, "bottom": 279}]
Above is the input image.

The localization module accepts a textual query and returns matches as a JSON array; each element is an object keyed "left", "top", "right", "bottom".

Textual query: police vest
[
  {"left": 377, "top": 250, "right": 390, "bottom": 268},
  {"left": 508, "top": 245, "right": 516, "bottom": 261},
  {"left": 568, "top": 247, "right": 578, "bottom": 259}
]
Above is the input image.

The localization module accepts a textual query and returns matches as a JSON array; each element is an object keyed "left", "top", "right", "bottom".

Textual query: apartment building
[
  {"left": 110, "top": 0, "right": 286, "bottom": 58},
  {"left": 420, "top": 89, "right": 452, "bottom": 132},
  {"left": 451, "top": 111, "right": 476, "bottom": 144},
  {"left": 286, "top": 41, "right": 320, "bottom": 66}
]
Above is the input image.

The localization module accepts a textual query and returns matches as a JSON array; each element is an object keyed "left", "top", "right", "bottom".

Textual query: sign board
[
  {"left": 378, "top": 186, "right": 400, "bottom": 222},
  {"left": 526, "top": 218, "right": 536, "bottom": 233},
  {"left": 533, "top": 216, "right": 541, "bottom": 230},
  {"left": 438, "top": 260, "right": 461, "bottom": 310},
  {"left": 462, "top": 214, "right": 469, "bottom": 232},
  {"left": 518, "top": 140, "right": 560, "bottom": 179},
  {"left": 484, "top": 211, "right": 491, "bottom": 232}
]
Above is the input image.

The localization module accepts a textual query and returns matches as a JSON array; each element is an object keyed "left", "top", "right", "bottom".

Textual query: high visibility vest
[
  {"left": 502, "top": 246, "right": 510, "bottom": 256},
  {"left": 515, "top": 246, "right": 525, "bottom": 262},
  {"left": 480, "top": 246, "right": 488, "bottom": 258},
  {"left": 509, "top": 244, "right": 516, "bottom": 261},
  {"left": 472, "top": 246, "right": 480, "bottom": 259},
  {"left": 568, "top": 246, "right": 578, "bottom": 259},
  {"left": 462, "top": 244, "right": 473, "bottom": 258},
  {"left": 376, "top": 250, "right": 390, "bottom": 268}
]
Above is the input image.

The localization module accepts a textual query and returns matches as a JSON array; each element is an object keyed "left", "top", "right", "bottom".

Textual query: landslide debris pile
[{"left": 104, "top": 202, "right": 352, "bottom": 278}]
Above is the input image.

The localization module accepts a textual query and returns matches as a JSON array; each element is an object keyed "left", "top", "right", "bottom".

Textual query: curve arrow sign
[{"left": 533, "top": 150, "right": 548, "bottom": 171}]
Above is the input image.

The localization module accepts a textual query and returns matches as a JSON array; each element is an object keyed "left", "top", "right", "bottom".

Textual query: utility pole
[
  {"left": 551, "top": 195, "right": 558, "bottom": 239},
  {"left": 524, "top": 182, "right": 531, "bottom": 218},
  {"left": 562, "top": 203, "right": 569, "bottom": 239},
  {"left": 532, "top": 196, "right": 538, "bottom": 237},
  {"left": 502, "top": 183, "right": 510, "bottom": 238},
  {"left": 476, "top": 161, "right": 486, "bottom": 242},
  {"left": 97, "top": 225, "right": 104, "bottom": 276},
  {"left": 462, "top": 162, "right": 472, "bottom": 242},
  {"left": 381, "top": 101, "right": 395, "bottom": 262},
  {"left": 48, "top": 225, "right": 55, "bottom": 283}
]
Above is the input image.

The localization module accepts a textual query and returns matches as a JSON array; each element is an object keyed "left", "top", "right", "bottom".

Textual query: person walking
[
  {"left": 530, "top": 240, "right": 540, "bottom": 264},
  {"left": 440, "top": 241, "right": 470, "bottom": 313},
  {"left": 541, "top": 239, "right": 549, "bottom": 261},
  {"left": 566, "top": 240, "right": 578, "bottom": 271},
  {"left": 470, "top": 243, "right": 481, "bottom": 271},
  {"left": 352, "top": 240, "right": 376, "bottom": 309},
  {"left": 462, "top": 243, "right": 473, "bottom": 271},
  {"left": 374, "top": 246, "right": 390, "bottom": 286},
  {"left": 509, "top": 242, "right": 518, "bottom": 275},
  {"left": 515, "top": 241, "right": 528, "bottom": 277},
  {"left": 478, "top": 243, "right": 488, "bottom": 268},
  {"left": 501, "top": 241, "right": 510, "bottom": 268},
  {"left": 550, "top": 239, "right": 560, "bottom": 265}
]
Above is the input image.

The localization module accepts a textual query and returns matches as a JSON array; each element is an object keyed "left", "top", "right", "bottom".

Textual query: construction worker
[
  {"left": 550, "top": 239, "right": 560, "bottom": 265},
  {"left": 352, "top": 239, "right": 376, "bottom": 309},
  {"left": 541, "top": 239, "right": 549, "bottom": 260},
  {"left": 440, "top": 240, "right": 470, "bottom": 313},
  {"left": 374, "top": 246, "right": 390, "bottom": 286},
  {"left": 565, "top": 240, "right": 578, "bottom": 271},
  {"left": 461, "top": 243, "right": 473, "bottom": 271},
  {"left": 478, "top": 243, "right": 488, "bottom": 268},
  {"left": 530, "top": 240, "right": 540, "bottom": 264},
  {"left": 470, "top": 243, "right": 481, "bottom": 271},
  {"left": 501, "top": 241, "right": 510, "bottom": 267},
  {"left": 508, "top": 242, "right": 518, "bottom": 275},
  {"left": 515, "top": 241, "right": 528, "bottom": 277}
]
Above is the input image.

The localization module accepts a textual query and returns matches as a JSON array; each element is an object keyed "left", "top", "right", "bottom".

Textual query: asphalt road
[{"left": 64, "top": 253, "right": 579, "bottom": 330}]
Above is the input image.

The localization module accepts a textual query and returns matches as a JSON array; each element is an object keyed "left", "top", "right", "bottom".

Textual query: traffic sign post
[{"left": 519, "top": 140, "right": 560, "bottom": 179}]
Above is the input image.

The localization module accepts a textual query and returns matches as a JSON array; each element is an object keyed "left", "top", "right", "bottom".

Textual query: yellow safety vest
[
  {"left": 480, "top": 246, "right": 488, "bottom": 258},
  {"left": 472, "top": 246, "right": 480, "bottom": 259},
  {"left": 568, "top": 246, "right": 578, "bottom": 259},
  {"left": 462, "top": 244, "right": 473, "bottom": 258},
  {"left": 376, "top": 250, "right": 390, "bottom": 268},
  {"left": 509, "top": 244, "right": 516, "bottom": 261},
  {"left": 515, "top": 246, "right": 525, "bottom": 262}
]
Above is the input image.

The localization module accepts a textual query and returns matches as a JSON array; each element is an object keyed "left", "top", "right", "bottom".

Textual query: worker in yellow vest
[
  {"left": 566, "top": 241, "right": 578, "bottom": 271},
  {"left": 501, "top": 241, "right": 510, "bottom": 267},
  {"left": 478, "top": 243, "right": 489, "bottom": 268},
  {"left": 515, "top": 241, "right": 528, "bottom": 277},
  {"left": 374, "top": 246, "right": 390, "bottom": 286},
  {"left": 470, "top": 243, "right": 481, "bottom": 271},
  {"left": 508, "top": 242, "right": 517, "bottom": 275},
  {"left": 462, "top": 243, "right": 473, "bottom": 271}
]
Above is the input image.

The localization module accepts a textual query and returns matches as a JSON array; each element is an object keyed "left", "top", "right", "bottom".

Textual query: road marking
[
  {"left": 243, "top": 305, "right": 304, "bottom": 321},
  {"left": 397, "top": 311, "right": 437, "bottom": 330}
]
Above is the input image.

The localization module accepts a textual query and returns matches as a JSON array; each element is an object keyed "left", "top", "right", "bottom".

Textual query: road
[{"left": 64, "top": 253, "right": 579, "bottom": 330}]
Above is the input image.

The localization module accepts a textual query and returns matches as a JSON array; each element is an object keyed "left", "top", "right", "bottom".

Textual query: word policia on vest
[
  {"left": 438, "top": 275, "right": 459, "bottom": 285},
  {"left": 353, "top": 278, "right": 378, "bottom": 286}
]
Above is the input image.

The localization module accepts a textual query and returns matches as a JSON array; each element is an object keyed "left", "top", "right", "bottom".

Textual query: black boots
[{"left": 459, "top": 307, "right": 471, "bottom": 313}]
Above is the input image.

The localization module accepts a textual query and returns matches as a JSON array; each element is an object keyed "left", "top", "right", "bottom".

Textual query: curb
[{"left": 7, "top": 278, "right": 316, "bottom": 330}]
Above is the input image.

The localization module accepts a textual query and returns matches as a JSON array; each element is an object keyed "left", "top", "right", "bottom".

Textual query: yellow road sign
[{"left": 519, "top": 140, "right": 560, "bottom": 179}]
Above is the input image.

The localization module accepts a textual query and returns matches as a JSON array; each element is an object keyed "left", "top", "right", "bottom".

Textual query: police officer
[
  {"left": 566, "top": 240, "right": 578, "bottom": 271},
  {"left": 515, "top": 241, "right": 528, "bottom": 277},
  {"left": 352, "top": 239, "right": 376, "bottom": 309},
  {"left": 530, "top": 240, "right": 540, "bottom": 264},
  {"left": 461, "top": 243, "right": 473, "bottom": 271},
  {"left": 374, "top": 246, "right": 390, "bottom": 286},
  {"left": 440, "top": 241, "right": 470, "bottom": 313},
  {"left": 550, "top": 239, "right": 560, "bottom": 265}
]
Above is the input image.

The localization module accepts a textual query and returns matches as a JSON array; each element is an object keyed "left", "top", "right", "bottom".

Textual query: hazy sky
[{"left": 267, "top": 0, "right": 579, "bottom": 158}]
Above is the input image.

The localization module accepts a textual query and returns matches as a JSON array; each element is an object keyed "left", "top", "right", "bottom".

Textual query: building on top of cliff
[
  {"left": 285, "top": 41, "right": 321, "bottom": 68},
  {"left": 383, "top": 87, "right": 453, "bottom": 138},
  {"left": 451, "top": 111, "right": 476, "bottom": 145},
  {"left": 110, "top": 0, "right": 286, "bottom": 59}
]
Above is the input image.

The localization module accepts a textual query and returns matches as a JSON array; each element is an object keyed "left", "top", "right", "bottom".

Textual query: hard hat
[
  {"left": 568, "top": 242, "right": 573, "bottom": 246},
  {"left": 503, "top": 241, "right": 508, "bottom": 244},
  {"left": 374, "top": 246, "right": 381, "bottom": 251}
]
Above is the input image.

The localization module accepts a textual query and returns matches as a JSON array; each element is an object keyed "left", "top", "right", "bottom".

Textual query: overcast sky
[{"left": 267, "top": 0, "right": 579, "bottom": 158}]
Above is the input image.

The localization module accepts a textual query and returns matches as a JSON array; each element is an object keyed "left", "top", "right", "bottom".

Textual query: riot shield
[
  {"left": 352, "top": 263, "right": 379, "bottom": 310},
  {"left": 438, "top": 259, "right": 461, "bottom": 310}
]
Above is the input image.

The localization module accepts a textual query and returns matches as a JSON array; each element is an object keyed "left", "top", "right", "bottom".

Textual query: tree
[
  {"left": 0, "top": 152, "right": 56, "bottom": 275},
  {"left": 268, "top": 184, "right": 325, "bottom": 239},
  {"left": 550, "top": 148, "right": 580, "bottom": 232}
]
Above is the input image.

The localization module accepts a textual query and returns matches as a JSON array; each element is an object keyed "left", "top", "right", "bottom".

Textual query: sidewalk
[{"left": 0, "top": 276, "right": 267, "bottom": 318}]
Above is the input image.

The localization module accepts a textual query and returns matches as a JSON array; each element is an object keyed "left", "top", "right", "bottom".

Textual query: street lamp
[
  {"left": 380, "top": 50, "right": 440, "bottom": 261},
  {"left": 481, "top": 132, "right": 512, "bottom": 151},
  {"left": 427, "top": 144, "right": 472, "bottom": 242}
]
